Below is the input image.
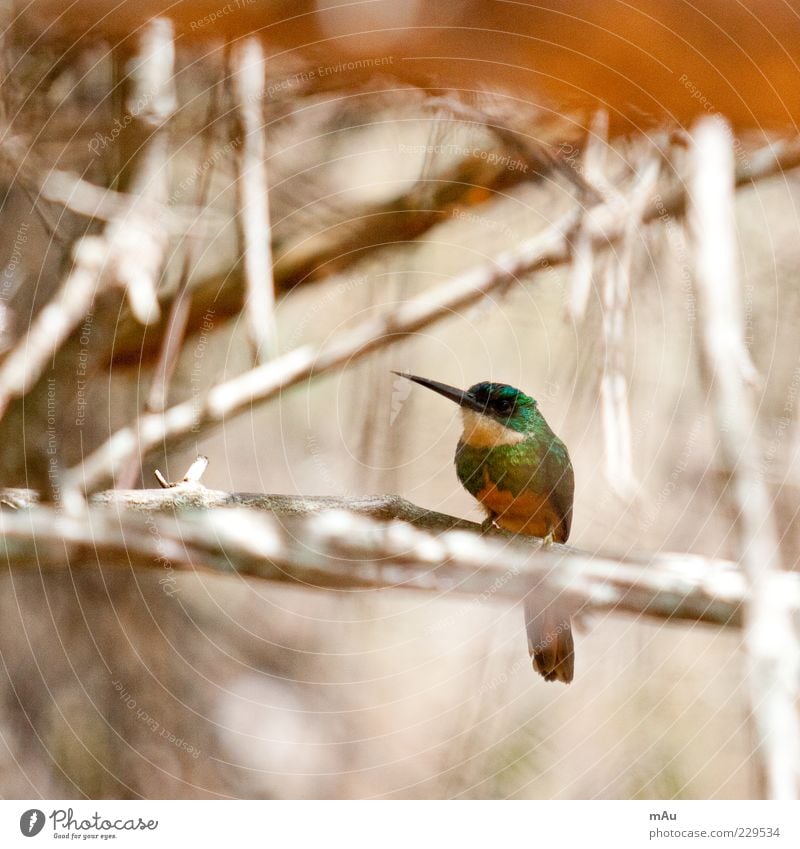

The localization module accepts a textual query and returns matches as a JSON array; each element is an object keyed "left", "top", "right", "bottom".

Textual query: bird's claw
[{"left": 480, "top": 516, "right": 499, "bottom": 534}]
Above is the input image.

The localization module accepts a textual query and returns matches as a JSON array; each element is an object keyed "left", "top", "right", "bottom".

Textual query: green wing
[{"left": 455, "top": 435, "right": 574, "bottom": 541}]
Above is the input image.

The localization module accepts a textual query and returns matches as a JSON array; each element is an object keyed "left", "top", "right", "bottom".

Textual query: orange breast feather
[{"left": 474, "top": 468, "right": 564, "bottom": 539}]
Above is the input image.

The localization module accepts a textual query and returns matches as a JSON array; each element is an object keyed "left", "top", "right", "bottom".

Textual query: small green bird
[{"left": 396, "top": 373, "right": 576, "bottom": 683}]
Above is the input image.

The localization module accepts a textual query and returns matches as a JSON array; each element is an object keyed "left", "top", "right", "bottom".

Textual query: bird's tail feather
[{"left": 524, "top": 597, "right": 574, "bottom": 683}]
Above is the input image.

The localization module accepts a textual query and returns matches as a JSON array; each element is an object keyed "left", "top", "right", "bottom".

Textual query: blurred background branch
[{"left": 689, "top": 115, "right": 800, "bottom": 800}]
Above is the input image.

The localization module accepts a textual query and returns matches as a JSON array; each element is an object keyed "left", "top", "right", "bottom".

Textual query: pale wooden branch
[
  {"left": 232, "top": 37, "right": 277, "bottom": 363},
  {"left": 599, "top": 153, "right": 660, "bottom": 497},
  {"left": 568, "top": 109, "right": 610, "bottom": 322},
  {"left": 112, "top": 16, "right": 175, "bottom": 325},
  {"left": 690, "top": 115, "right": 800, "bottom": 800},
  {"left": 145, "top": 81, "right": 224, "bottom": 416},
  {"left": 2, "top": 486, "right": 791, "bottom": 630},
  {"left": 38, "top": 170, "right": 220, "bottom": 237}
]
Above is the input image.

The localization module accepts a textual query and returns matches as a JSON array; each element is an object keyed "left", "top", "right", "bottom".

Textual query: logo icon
[{"left": 19, "top": 809, "right": 45, "bottom": 837}]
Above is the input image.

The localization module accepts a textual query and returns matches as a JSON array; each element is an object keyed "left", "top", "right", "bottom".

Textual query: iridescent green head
[
  {"left": 461, "top": 381, "right": 538, "bottom": 433},
  {"left": 394, "top": 373, "right": 540, "bottom": 441}
]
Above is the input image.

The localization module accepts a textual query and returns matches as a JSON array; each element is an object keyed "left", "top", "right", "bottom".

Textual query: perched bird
[{"left": 395, "top": 373, "right": 575, "bottom": 683}]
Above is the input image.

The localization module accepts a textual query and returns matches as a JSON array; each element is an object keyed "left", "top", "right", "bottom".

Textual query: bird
[{"left": 395, "top": 372, "right": 575, "bottom": 683}]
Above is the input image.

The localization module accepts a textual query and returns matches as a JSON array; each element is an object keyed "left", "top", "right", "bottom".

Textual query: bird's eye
[{"left": 494, "top": 399, "right": 513, "bottom": 416}]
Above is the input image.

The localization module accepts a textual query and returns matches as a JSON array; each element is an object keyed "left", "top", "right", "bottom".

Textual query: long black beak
[{"left": 392, "top": 372, "right": 485, "bottom": 413}]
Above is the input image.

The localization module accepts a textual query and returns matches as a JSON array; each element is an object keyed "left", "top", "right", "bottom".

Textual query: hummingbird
[{"left": 395, "top": 372, "right": 575, "bottom": 683}]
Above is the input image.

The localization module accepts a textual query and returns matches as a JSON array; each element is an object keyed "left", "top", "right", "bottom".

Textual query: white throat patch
[{"left": 460, "top": 409, "right": 525, "bottom": 448}]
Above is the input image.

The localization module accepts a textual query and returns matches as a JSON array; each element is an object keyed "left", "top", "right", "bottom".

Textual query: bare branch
[
  {"left": 145, "top": 81, "right": 224, "bottom": 416},
  {"left": 690, "top": 115, "right": 800, "bottom": 800},
  {"left": 152, "top": 455, "right": 209, "bottom": 489},
  {"left": 600, "top": 154, "right": 660, "bottom": 497},
  {"left": 39, "top": 170, "right": 220, "bottom": 237},
  {"left": 2, "top": 488, "right": 792, "bottom": 630},
  {"left": 568, "top": 110, "right": 610, "bottom": 322},
  {"left": 232, "top": 37, "right": 277, "bottom": 363}
]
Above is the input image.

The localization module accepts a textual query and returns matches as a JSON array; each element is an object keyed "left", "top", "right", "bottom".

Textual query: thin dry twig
[
  {"left": 153, "top": 455, "right": 208, "bottom": 488},
  {"left": 600, "top": 154, "right": 660, "bottom": 497},
  {"left": 689, "top": 115, "right": 800, "bottom": 800},
  {"left": 568, "top": 110, "right": 610, "bottom": 322},
  {"left": 232, "top": 37, "right": 277, "bottom": 363},
  {"left": 39, "top": 169, "right": 220, "bottom": 237}
]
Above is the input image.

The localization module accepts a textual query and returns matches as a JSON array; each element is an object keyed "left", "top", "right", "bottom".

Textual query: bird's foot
[
  {"left": 480, "top": 516, "right": 499, "bottom": 534},
  {"left": 542, "top": 531, "right": 555, "bottom": 548}
]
